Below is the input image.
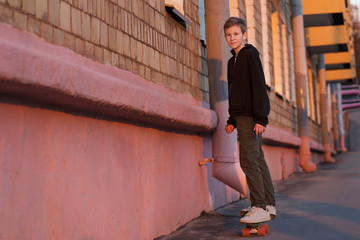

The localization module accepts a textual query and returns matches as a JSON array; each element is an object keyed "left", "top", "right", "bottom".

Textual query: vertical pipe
[
  {"left": 331, "top": 84, "right": 340, "bottom": 151},
  {"left": 205, "top": 0, "right": 247, "bottom": 195},
  {"left": 318, "top": 54, "right": 335, "bottom": 163},
  {"left": 337, "top": 83, "right": 347, "bottom": 152},
  {"left": 291, "top": 0, "right": 316, "bottom": 172}
]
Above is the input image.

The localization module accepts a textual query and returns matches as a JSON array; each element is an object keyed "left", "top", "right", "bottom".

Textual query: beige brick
[
  {"left": 99, "top": 0, "right": 105, "bottom": 21},
  {"left": 95, "top": 0, "right": 100, "bottom": 16},
  {"left": 142, "top": 44, "right": 149, "bottom": 66},
  {"left": 111, "top": 52, "right": 118, "bottom": 67},
  {"left": 79, "top": 0, "right": 88, "bottom": 11},
  {"left": 145, "top": 66, "right": 151, "bottom": 80},
  {"left": 118, "top": 54, "right": 126, "bottom": 69},
  {"left": 94, "top": 45, "right": 103, "bottom": 62},
  {"left": 148, "top": 47, "right": 155, "bottom": 68},
  {"left": 139, "top": 64, "right": 145, "bottom": 79},
  {"left": 154, "top": 50, "right": 160, "bottom": 71},
  {"left": 143, "top": 3, "right": 150, "bottom": 24},
  {"left": 54, "top": 28, "right": 65, "bottom": 46},
  {"left": 82, "top": 12, "right": 91, "bottom": 41},
  {"left": 71, "top": 7, "right": 82, "bottom": 35},
  {"left": 49, "top": 0, "right": 60, "bottom": 26},
  {"left": 91, "top": 17, "right": 100, "bottom": 44},
  {"left": 75, "top": 37, "right": 85, "bottom": 54},
  {"left": 100, "top": 21, "right": 108, "bottom": 47},
  {"left": 22, "top": 0, "right": 35, "bottom": 15},
  {"left": 109, "top": 3, "right": 116, "bottom": 27},
  {"left": 85, "top": 41, "right": 95, "bottom": 58},
  {"left": 60, "top": 1, "right": 71, "bottom": 32},
  {"left": 116, "top": 30, "right": 124, "bottom": 54},
  {"left": 130, "top": 37, "right": 137, "bottom": 59},
  {"left": 138, "top": 0, "right": 144, "bottom": 21},
  {"left": 13, "top": 11, "right": 27, "bottom": 30},
  {"left": 136, "top": 41, "right": 143, "bottom": 62},
  {"left": 35, "top": 0, "right": 48, "bottom": 21},
  {"left": 87, "top": 0, "right": 93, "bottom": 14},
  {"left": 41, "top": 23, "right": 53, "bottom": 42},
  {"left": 125, "top": 57, "right": 132, "bottom": 71},
  {"left": 108, "top": 26, "right": 117, "bottom": 51},
  {"left": 148, "top": 0, "right": 155, "bottom": 8},
  {"left": 7, "top": 0, "right": 21, "bottom": 8},
  {"left": 122, "top": 33, "right": 130, "bottom": 57},
  {"left": 159, "top": 53, "right": 165, "bottom": 72},
  {"left": 64, "top": 32, "right": 75, "bottom": 50},
  {"left": 27, "top": 17, "right": 41, "bottom": 35},
  {"left": 87, "top": 0, "right": 94, "bottom": 15},
  {"left": 105, "top": 1, "right": 110, "bottom": 24},
  {"left": 118, "top": 0, "right": 125, "bottom": 8}
]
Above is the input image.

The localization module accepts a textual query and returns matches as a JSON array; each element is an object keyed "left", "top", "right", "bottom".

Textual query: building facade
[{"left": 0, "top": 0, "right": 356, "bottom": 239}]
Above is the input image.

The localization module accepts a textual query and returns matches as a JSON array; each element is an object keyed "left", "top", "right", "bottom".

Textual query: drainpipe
[
  {"left": 331, "top": 84, "right": 340, "bottom": 151},
  {"left": 204, "top": 0, "right": 247, "bottom": 195},
  {"left": 291, "top": 0, "right": 316, "bottom": 172},
  {"left": 318, "top": 54, "right": 335, "bottom": 163},
  {"left": 337, "top": 83, "right": 347, "bottom": 152}
]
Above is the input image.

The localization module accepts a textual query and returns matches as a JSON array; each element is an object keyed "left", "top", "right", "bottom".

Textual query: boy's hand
[
  {"left": 225, "top": 124, "right": 234, "bottom": 134},
  {"left": 253, "top": 123, "right": 266, "bottom": 136}
]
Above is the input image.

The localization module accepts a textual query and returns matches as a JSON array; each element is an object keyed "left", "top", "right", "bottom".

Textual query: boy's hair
[{"left": 223, "top": 17, "right": 247, "bottom": 34}]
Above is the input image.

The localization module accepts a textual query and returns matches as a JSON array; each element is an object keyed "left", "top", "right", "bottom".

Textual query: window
[{"left": 165, "top": 0, "right": 192, "bottom": 28}]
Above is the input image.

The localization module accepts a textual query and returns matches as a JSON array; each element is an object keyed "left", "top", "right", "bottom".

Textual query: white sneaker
[
  {"left": 266, "top": 205, "right": 276, "bottom": 219},
  {"left": 240, "top": 207, "right": 271, "bottom": 224},
  {"left": 240, "top": 206, "right": 251, "bottom": 217}
]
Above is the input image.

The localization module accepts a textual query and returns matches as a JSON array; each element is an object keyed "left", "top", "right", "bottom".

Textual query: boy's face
[{"left": 225, "top": 25, "right": 247, "bottom": 54}]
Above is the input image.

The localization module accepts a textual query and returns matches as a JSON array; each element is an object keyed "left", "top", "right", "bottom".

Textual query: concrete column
[
  {"left": 318, "top": 54, "right": 335, "bottom": 163},
  {"left": 291, "top": 0, "right": 316, "bottom": 172},
  {"left": 205, "top": 0, "right": 247, "bottom": 195},
  {"left": 337, "top": 83, "right": 347, "bottom": 152}
]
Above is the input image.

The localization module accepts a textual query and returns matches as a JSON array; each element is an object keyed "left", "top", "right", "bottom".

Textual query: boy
[{"left": 223, "top": 17, "right": 276, "bottom": 224}]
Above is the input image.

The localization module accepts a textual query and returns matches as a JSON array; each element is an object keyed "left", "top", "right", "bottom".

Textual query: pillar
[
  {"left": 291, "top": 0, "right": 316, "bottom": 172},
  {"left": 336, "top": 83, "right": 347, "bottom": 152},
  {"left": 318, "top": 54, "right": 335, "bottom": 163}
]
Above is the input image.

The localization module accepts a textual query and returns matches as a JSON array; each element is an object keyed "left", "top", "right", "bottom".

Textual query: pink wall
[
  {"left": 263, "top": 146, "right": 298, "bottom": 181},
  {"left": 0, "top": 102, "right": 213, "bottom": 239}
]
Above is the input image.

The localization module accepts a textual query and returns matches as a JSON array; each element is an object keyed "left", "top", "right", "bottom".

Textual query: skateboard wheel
[
  {"left": 261, "top": 224, "right": 269, "bottom": 233},
  {"left": 242, "top": 228, "right": 250, "bottom": 237},
  {"left": 257, "top": 227, "right": 266, "bottom": 236}
]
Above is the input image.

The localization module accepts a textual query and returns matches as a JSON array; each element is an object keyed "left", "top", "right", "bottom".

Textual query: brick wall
[
  {"left": 245, "top": 0, "right": 262, "bottom": 54},
  {"left": 309, "top": 119, "right": 322, "bottom": 143},
  {"left": 268, "top": 91, "right": 297, "bottom": 133},
  {"left": 0, "top": 0, "right": 206, "bottom": 102}
]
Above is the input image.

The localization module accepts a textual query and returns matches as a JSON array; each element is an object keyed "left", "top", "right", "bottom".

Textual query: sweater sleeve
[{"left": 247, "top": 49, "right": 270, "bottom": 127}]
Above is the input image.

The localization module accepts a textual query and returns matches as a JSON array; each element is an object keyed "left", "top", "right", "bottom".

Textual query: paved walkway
[{"left": 156, "top": 151, "right": 360, "bottom": 239}]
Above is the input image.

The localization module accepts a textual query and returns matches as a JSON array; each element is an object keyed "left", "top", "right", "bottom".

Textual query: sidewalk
[{"left": 156, "top": 151, "right": 360, "bottom": 239}]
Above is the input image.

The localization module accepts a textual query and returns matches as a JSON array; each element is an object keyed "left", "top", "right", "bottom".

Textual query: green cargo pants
[{"left": 235, "top": 116, "right": 276, "bottom": 209}]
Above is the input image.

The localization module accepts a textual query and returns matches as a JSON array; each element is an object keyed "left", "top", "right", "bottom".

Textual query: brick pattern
[
  {"left": 199, "top": 42, "right": 209, "bottom": 103},
  {"left": 260, "top": 0, "right": 274, "bottom": 87},
  {"left": 268, "top": 91, "right": 296, "bottom": 133},
  {"left": 0, "top": 0, "right": 205, "bottom": 101},
  {"left": 309, "top": 119, "right": 322, "bottom": 143},
  {"left": 245, "top": 0, "right": 263, "bottom": 54}
]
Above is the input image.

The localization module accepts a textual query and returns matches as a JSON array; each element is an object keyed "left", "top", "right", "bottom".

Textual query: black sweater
[{"left": 227, "top": 44, "right": 270, "bottom": 127}]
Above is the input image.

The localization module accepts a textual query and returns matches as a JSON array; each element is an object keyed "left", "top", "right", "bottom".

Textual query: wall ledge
[
  {"left": 263, "top": 125, "right": 301, "bottom": 148},
  {"left": 263, "top": 125, "right": 325, "bottom": 153},
  {"left": 0, "top": 23, "right": 217, "bottom": 133}
]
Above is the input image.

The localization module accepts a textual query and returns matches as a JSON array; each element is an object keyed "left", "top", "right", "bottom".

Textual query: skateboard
[{"left": 241, "top": 222, "right": 269, "bottom": 237}]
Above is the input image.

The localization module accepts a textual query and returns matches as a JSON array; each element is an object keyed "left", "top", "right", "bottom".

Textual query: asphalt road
[{"left": 157, "top": 151, "right": 360, "bottom": 240}]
